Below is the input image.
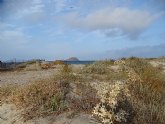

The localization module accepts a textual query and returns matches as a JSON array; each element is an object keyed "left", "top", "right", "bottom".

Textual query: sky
[{"left": 0, "top": 0, "right": 165, "bottom": 61}]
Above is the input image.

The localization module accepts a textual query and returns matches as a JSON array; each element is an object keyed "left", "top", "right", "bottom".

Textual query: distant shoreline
[{"left": 62, "top": 60, "right": 95, "bottom": 65}]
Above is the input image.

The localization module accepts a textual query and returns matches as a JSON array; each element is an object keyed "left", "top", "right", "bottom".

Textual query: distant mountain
[{"left": 66, "top": 57, "right": 79, "bottom": 61}]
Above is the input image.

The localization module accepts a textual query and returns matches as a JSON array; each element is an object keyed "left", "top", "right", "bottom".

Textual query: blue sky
[{"left": 0, "top": 0, "right": 165, "bottom": 61}]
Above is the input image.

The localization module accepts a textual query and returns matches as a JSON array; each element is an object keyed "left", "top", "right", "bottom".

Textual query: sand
[
  {"left": 0, "top": 103, "right": 99, "bottom": 124},
  {"left": 0, "top": 69, "right": 57, "bottom": 85}
]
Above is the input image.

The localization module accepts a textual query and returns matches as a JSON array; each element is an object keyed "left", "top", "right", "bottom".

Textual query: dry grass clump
[
  {"left": 41, "top": 63, "right": 51, "bottom": 69},
  {"left": 80, "top": 60, "right": 127, "bottom": 82},
  {"left": 82, "top": 60, "right": 113, "bottom": 74},
  {"left": 26, "top": 60, "right": 39, "bottom": 65},
  {"left": 125, "top": 57, "right": 165, "bottom": 92},
  {"left": 10, "top": 79, "right": 69, "bottom": 120},
  {"left": 55, "top": 64, "right": 92, "bottom": 83},
  {"left": 125, "top": 57, "right": 165, "bottom": 124},
  {"left": 54, "top": 60, "right": 65, "bottom": 65},
  {"left": 53, "top": 64, "right": 100, "bottom": 114},
  {"left": 14, "top": 60, "right": 42, "bottom": 71},
  {"left": 0, "top": 84, "right": 17, "bottom": 103},
  {"left": 87, "top": 71, "right": 128, "bottom": 82},
  {"left": 16, "top": 63, "right": 27, "bottom": 69},
  {"left": 68, "top": 82, "right": 100, "bottom": 113},
  {"left": 61, "top": 64, "right": 72, "bottom": 73},
  {"left": 54, "top": 64, "right": 100, "bottom": 113},
  {"left": 105, "top": 71, "right": 128, "bottom": 81},
  {"left": 55, "top": 64, "right": 78, "bottom": 83}
]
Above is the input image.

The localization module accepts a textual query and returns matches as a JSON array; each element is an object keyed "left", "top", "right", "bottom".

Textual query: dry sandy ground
[
  {"left": 150, "top": 61, "right": 165, "bottom": 72},
  {"left": 0, "top": 69, "right": 56, "bottom": 85},
  {"left": 0, "top": 103, "right": 99, "bottom": 124},
  {"left": 0, "top": 65, "right": 84, "bottom": 85},
  {"left": 0, "top": 103, "right": 98, "bottom": 124},
  {"left": 0, "top": 64, "right": 85, "bottom": 85},
  {"left": 150, "top": 61, "right": 165, "bottom": 67},
  {"left": 0, "top": 69, "right": 60, "bottom": 84}
]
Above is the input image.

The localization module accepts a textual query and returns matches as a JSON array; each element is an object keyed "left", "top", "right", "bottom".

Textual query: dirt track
[
  {"left": 0, "top": 64, "right": 84, "bottom": 85},
  {"left": 0, "top": 69, "right": 56, "bottom": 85}
]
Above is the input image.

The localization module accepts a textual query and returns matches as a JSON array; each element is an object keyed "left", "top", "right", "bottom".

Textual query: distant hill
[{"left": 66, "top": 57, "right": 79, "bottom": 61}]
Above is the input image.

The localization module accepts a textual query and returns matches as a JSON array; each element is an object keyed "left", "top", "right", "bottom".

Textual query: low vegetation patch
[
  {"left": 125, "top": 57, "right": 165, "bottom": 124},
  {"left": 0, "top": 64, "right": 99, "bottom": 120},
  {"left": 10, "top": 79, "right": 68, "bottom": 120},
  {"left": 68, "top": 82, "right": 100, "bottom": 113},
  {"left": 82, "top": 60, "right": 114, "bottom": 74},
  {"left": 0, "top": 84, "right": 17, "bottom": 103}
]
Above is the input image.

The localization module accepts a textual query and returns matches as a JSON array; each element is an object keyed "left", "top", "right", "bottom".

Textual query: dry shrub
[
  {"left": 82, "top": 61, "right": 112, "bottom": 74},
  {"left": 68, "top": 83, "right": 100, "bottom": 113},
  {"left": 41, "top": 63, "right": 51, "bottom": 69},
  {"left": 14, "top": 61, "right": 41, "bottom": 71},
  {"left": 0, "top": 84, "right": 17, "bottom": 103},
  {"left": 23, "top": 61, "right": 42, "bottom": 71},
  {"left": 125, "top": 57, "right": 165, "bottom": 93},
  {"left": 55, "top": 64, "right": 91, "bottom": 83},
  {"left": 55, "top": 65, "right": 77, "bottom": 83},
  {"left": 102, "top": 59, "right": 115, "bottom": 65},
  {"left": 126, "top": 58, "right": 165, "bottom": 124},
  {"left": 16, "top": 63, "right": 27, "bottom": 69},
  {"left": 61, "top": 64, "right": 72, "bottom": 73},
  {"left": 10, "top": 79, "right": 69, "bottom": 120},
  {"left": 55, "top": 65, "right": 100, "bottom": 113},
  {"left": 80, "top": 60, "right": 127, "bottom": 82},
  {"left": 26, "top": 60, "right": 38, "bottom": 65},
  {"left": 54, "top": 60, "right": 64, "bottom": 65},
  {"left": 105, "top": 71, "right": 128, "bottom": 81},
  {"left": 129, "top": 83, "right": 165, "bottom": 124}
]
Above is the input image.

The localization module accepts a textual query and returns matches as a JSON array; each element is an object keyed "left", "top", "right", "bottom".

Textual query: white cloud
[
  {"left": 0, "top": 0, "right": 45, "bottom": 19},
  {"left": 0, "top": 22, "right": 16, "bottom": 30},
  {"left": 62, "top": 7, "right": 163, "bottom": 39},
  {"left": 32, "top": 0, "right": 42, "bottom": 4},
  {"left": 0, "top": 29, "right": 28, "bottom": 45},
  {"left": 16, "top": 1, "right": 45, "bottom": 19},
  {"left": 0, "top": 26, "right": 31, "bottom": 60},
  {"left": 53, "top": 0, "right": 66, "bottom": 13}
]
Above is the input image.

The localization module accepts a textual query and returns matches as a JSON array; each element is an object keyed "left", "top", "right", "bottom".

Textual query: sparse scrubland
[{"left": 0, "top": 57, "right": 165, "bottom": 124}]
